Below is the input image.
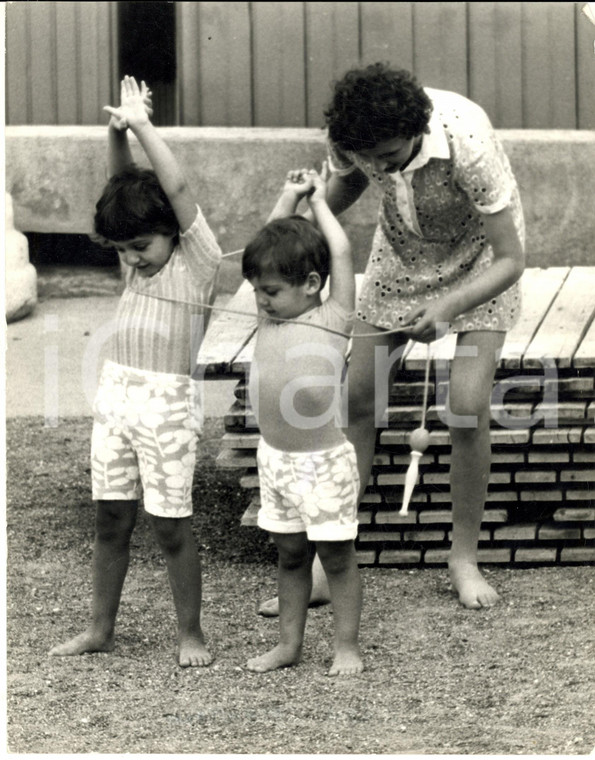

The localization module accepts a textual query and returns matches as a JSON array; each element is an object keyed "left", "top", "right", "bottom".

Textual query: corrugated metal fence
[{"left": 6, "top": 1, "right": 595, "bottom": 129}]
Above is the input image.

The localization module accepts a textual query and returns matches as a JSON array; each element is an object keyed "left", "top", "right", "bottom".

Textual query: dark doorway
[{"left": 117, "top": 2, "right": 177, "bottom": 125}]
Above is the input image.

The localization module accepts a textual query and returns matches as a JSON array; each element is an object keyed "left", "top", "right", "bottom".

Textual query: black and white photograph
[{"left": 4, "top": 1, "right": 595, "bottom": 754}]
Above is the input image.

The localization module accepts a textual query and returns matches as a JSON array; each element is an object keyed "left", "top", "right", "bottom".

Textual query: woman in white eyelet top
[{"left": 328, "top": 87, "right": 525, "bottom": 335}]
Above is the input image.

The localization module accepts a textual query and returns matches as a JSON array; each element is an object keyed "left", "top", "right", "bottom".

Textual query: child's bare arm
[
  {"left": 107, "top": 125, "right": 134, "bottom": 179},
  {"left": 267, "top": 169, "right": 316, "bottom": 223},
  {"left": 307, "top": 165, "right": 355, "bottom": 312},
  {"left": 105, "top": 80, "right": 152, "bottom": 179},
  {"left": 104, "top": 76, "right": 196, "bottom": 233}
]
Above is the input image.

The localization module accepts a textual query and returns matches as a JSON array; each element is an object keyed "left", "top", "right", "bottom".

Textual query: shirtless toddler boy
[{"left": 242, "top": 166, "right": 363, "bottom": 676}]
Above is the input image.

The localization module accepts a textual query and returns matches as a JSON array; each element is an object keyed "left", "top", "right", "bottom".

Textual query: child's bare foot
[
  {"left": 328, "top": 646, "right": 364, "bottom": 677},
  {"left": 246, "top": 644, "right": 301, "bottom": 673},
  {"left": 49, "top": 630, "right": 114, "bottom": 657},
  {"left": 449, "top": 559, "right": 500, "bottom": 609},
  {"left": 178, "top": 634, "right": 213, "bottom": 668},
  {"left": 258, "top": 594, "right": 330, "bottom": 618}
]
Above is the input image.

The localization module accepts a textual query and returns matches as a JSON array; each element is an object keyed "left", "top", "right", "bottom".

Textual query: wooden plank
[
  {"left": 55, "top": 2, "right": 79, "bottom": 124},
  {"left": 96, "top": 1, "right": 114, "bottom": 122},
  {"left": 403, "top": 334, "right": 455, "bottom": 373},
  {"left": 5, "top": 1, "right": 30, "bottom": 124},
  {"left": 305, "top": 2, "right": 359, "bottom": 127},
  {"left": 78, "top": 2, "right": 101, "bottom": 124},
  {"left": 577, "top": 2, "right": 595, "bottom": 129},
  {"left": 230, "top": 333, "right": 257, "bottom": 374},
  {"left": 546, "top": 2, "right": 578, "bottom": 129},
  {"left": 523, "top": 267, "right": 595, "bottom": 369},
  {"left": 29, "top": 1, "right": 56, "bottom": 124},
  {"left": 573, "top": 314, "right": 595, "bottom": 368},
  {"left": 200, "top": 269, "right": 593, "bottom": 377},
  {"left": 501, "top": 267, "right": 569, "bottom": 370},
  {"left": 197, "top": 2, "right": 252, "bottom": 126},
  {"left": 176, "top": 2, "right": 202, "bottom": 124},
  {"left": 468, "top": 2, "right": 523, "bottom": 128},
  {"left": 360, "top": 2, "right": 414, "bottom": 71},
  {"left": 412, "top": 2, "right": 467, "bottom": 95},
  {"left": 240, "top": 498, "right": 261, "bottom": 527},
  {"left": 252, "top": 2, "right": 306, "bottom": 126},
  {"left": 401, "top": 268, "right": 570, "bottom": 372},
  {"left": 220, "top": 432, "right": 260, "bottom": 449},
  {"left": 468, "top": 3, "right": 498, "bottom": 121},
  {"left": 522, "top": 2, "right": 576, "bottom": 128},
  {"left": 196, "top": 282, "right": 258, "bottom": 373},
  {"left": 216, "top": 449, "right": 256, "bottom": 469},
  {"left": 468, "top": 2, "right": 523, "bottom": 127},
  {"left": 493, "top": 2, "right": 523, "bottom": 127}
]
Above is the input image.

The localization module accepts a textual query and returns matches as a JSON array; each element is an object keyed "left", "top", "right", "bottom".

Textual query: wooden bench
[{"left": 197, "top": 267, "right": 595, "bottom": 567}]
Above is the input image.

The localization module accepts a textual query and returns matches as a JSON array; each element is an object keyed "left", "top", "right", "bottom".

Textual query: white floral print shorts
[
  {"left": 91, "top": 360, "right": 203, "bottom": 518},
  {"left": 256, "top": 438, "right": 360, "bottom": 541}
]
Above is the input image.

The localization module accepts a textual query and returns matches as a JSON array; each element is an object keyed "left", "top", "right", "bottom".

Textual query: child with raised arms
[
  {"left": 259, "top": 62, "right": 525, "bottom": 617},
  {"left": 50, "top": 76, "right": 221, "bottom": 667},
  {"left": 242, "top": 165, "right": 363, "bottom": 676}
]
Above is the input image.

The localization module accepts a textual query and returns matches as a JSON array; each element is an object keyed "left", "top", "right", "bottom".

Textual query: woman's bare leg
[
  {"left": 344, "top": 323, "right": 409, "bottom": 502},
  {"left": 258, "top": 553, "right": 329, "bottom": 617},
  {"left": 447, "top": 331, "right": 505, "bottom": 609}
]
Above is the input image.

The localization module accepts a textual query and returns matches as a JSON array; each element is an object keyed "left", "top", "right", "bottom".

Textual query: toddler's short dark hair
[
  {"left": 324, "top": 63, "right": 433, "bottom": 153},
  {"left": 93, "top": 164, "right": 179, "bottom": 244},
  {"left": 242, "top": 216, "right": 330, "bottom": 289}
]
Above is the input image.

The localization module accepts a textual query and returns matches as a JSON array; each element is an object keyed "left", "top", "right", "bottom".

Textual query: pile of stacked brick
[
  {"left": 200, "top": 268, "right": 595, "bottom": 568},
  {"left": 219, "top": 363, "right": 594, "bottom": 567}
]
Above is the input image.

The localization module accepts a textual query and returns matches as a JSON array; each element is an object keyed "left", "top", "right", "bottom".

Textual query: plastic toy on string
[{"left": 399, "top": 344, "right": 432, "bottom": 516}]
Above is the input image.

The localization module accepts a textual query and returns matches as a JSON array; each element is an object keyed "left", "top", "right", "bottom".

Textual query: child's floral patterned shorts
[
  {"left": 91, "top": 360, "right": 203, "bottom": 518},
  {"left": 256, "top": 437, "right": 359, "bottom": 541}
]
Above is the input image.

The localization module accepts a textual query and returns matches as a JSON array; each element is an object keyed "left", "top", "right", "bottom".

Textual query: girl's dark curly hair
[
  {"left": 324, "top": 63, "right": 433, "bottom": 152},
  {"left": 93, "top": 164, "right": 179, "bottom": 245},
  {"left": 242, "top": 216, "right": 330, "bottom": 289}
]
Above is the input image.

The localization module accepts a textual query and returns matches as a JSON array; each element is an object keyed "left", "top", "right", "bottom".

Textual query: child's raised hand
[
  {"left": 306, "top": 161, "right": 330, "bottom": 205},
  {"left": 282, "top": 169, "right": 316, "bottom": 198},
  {"left": 104, "top": 76, "right": 153, "bottom": 131}
]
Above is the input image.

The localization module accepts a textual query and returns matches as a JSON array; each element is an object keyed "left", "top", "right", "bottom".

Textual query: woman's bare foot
[
  {"left": 178, "top": 634, "right": 213, "bottom": 668},
  {"left": 328, "top": 646, "right": 364, "bottom": 677},
  {"left": 449, "top": 559, "right": 500, "bottom": 609},
  {"left": 246, "top": 644, "right": 301, "bottom": 673},
  {"left": 258, "top": 594, "right": 330, "bottom": 618},
  {"left": 49, "top": 629, "right": 115, "bottom": 657}
]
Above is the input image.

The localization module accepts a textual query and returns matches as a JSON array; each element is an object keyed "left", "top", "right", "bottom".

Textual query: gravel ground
[{"left": 6, "top": 416, "right": 595, "bottom": 755}]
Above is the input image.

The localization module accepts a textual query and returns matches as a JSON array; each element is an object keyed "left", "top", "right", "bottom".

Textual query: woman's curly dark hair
[
  {"left": 93, "top": 164, "right": 179, "bottom": 245},
  {"left": 324, "top": 63, "right": 433, "bottom": 152}
]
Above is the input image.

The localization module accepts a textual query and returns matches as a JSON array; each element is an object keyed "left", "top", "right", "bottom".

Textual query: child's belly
[{"left": 251, "top": 382, "right": 347, "bottom": 453}]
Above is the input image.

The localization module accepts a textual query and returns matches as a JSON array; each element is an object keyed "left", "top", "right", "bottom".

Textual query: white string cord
[
  {"left": 221, "top": 248, "right": 245, "bottom": 259},
  {"left": 420, "top": 344, "right": 432, "bottom": 428},
  {"left": 127, "top": 285, "right": 412, "bottom": 341},
  {"left": 130, "top": 249, "right": 416, "bottom": 341},
  {"left": 180, "top": 247, "right": 421, "bottom": 341}
]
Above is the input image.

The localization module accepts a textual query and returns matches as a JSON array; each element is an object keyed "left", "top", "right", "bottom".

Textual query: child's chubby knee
[
  {"left": 149, "top": 514, "right": 192, "bottom": 552},
  {"left": 273, "top": 532, "right": 313, "bottom": 569},
  {"left": 316, "top": 540, "right": 356, "bottom": 574},
  {"left": 94, "top": 499, "right": 138, "bottom": 540}
]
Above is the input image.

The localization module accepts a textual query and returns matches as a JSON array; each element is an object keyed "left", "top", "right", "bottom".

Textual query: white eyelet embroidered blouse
[{"left": 328, "top": 88, "right": 525, "bottom": 333}]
